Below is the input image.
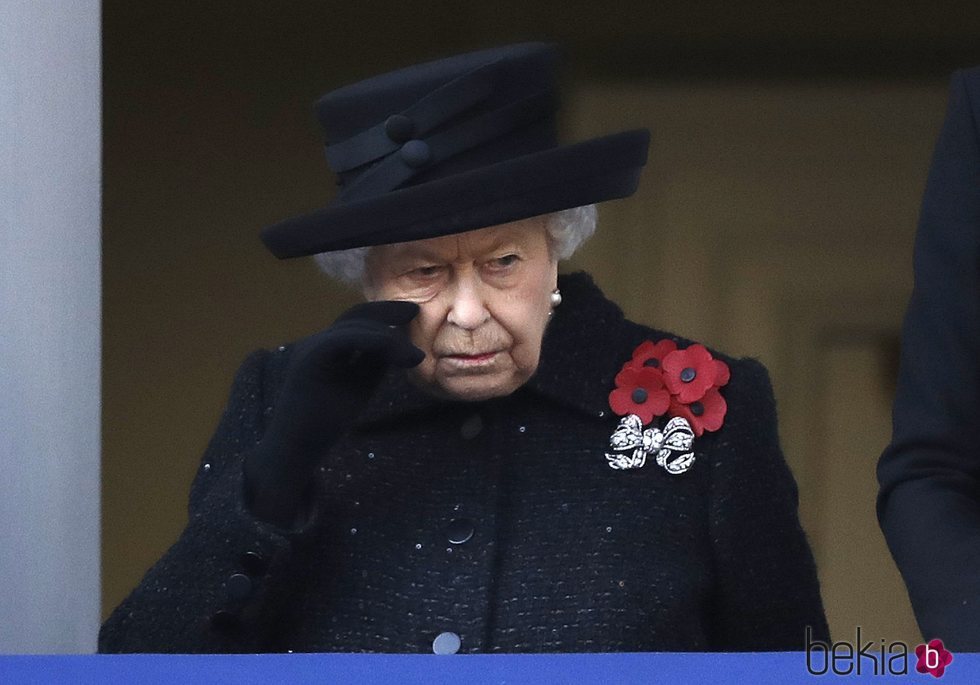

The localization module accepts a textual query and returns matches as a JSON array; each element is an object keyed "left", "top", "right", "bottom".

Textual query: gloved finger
[
  {"left": 334, "top": 300, "right": 420, "bottom": 328},
  {"left": 383, "top": 330, "right": 426, "bottom": 369},
  {"left": 318, "top": 323, "right": 424, "bottom": 372},
  {"left": 329, "top": 323, "right": 424, "bottom": 370},
  {"left": 302, "top": 321, "right": 401, "bottom": 370}
]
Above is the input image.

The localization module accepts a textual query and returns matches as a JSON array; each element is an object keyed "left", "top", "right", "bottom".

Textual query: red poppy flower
[
  {"left": 662, "top": 344, "right": 729, "bottom": 403},
  {"left": 626, "top": 339, "right": 678, "bottom": 371},
  {"left": 609, "top": 366, "right": 670, "bottom": 425},
  {"left": 713, "top": 359, "right": 731, "bottom": 387},
  {"left": 668, "top": 387, "right": 727, "bottom": 437}
]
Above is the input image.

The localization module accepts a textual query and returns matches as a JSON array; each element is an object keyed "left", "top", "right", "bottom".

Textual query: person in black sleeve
[
  {"left": 101, "top": 43, "right": 828, "bottom": 653},
  {"left": 878, "top": 65, "right": 980, "bottom": 650}
]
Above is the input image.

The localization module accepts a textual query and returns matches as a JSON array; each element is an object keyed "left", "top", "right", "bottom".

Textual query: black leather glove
[{"left": 244, "top": 300, "right": 423, "bottom": 527}]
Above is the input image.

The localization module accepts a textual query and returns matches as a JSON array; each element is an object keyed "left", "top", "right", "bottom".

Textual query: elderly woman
[{"left": 100, "top": 43, "right": 828, "bottom": 653}]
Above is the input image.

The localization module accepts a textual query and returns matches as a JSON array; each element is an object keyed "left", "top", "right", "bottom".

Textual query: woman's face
[{"left": 364, "top": 217, "right": 558, "bottom": 401}]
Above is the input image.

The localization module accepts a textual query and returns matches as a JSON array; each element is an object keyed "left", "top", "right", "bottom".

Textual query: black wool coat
[
  {"left": 100, "top": 272, "right": 828, "bottom": 653},
  {"left": 877, "top": 66, "right": 980, "bottom": 649}
]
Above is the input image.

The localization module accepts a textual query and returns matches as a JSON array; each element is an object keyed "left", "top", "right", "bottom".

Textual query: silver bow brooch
[{"left": 605, "top": 414, "right": 696, "bottom": 474}]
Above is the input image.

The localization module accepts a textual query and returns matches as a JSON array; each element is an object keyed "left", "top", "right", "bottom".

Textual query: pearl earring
[{"left": 550, "top": 289, "right": 562, "bottom": 308}]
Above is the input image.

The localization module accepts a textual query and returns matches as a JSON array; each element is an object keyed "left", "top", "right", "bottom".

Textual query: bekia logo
[
  {"left": 915, "top": 639, "right": 953, "bottom": 678},
  {"left": 806, "top": 627, "right": 954, "bottom": 677}
]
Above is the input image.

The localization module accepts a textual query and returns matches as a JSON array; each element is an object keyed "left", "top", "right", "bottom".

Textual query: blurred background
[{"left": 102, "top": 0, "right": 980, "bottom": 646}]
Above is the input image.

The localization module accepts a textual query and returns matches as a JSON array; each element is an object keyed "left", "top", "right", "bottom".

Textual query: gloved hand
[{"left": 244, "top": 300, "right": 424, "bottom": 526}]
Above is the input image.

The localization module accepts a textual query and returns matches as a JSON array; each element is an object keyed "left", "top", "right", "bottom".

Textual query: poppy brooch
[{"left": 606, "top": 340, "right": 730, "bottom": 474}]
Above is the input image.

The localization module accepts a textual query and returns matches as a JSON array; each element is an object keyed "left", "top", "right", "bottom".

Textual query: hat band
[
  {"left": 325, "top": 63, "right": 496, "bottom": 172},
  {"left": 338, "top": 88, "right": 556, "bottom": 202}
]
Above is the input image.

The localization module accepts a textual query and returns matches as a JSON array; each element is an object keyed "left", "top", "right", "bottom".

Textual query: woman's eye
[
  {"left": 412, "top": 265, "right": 442, "bottom": 278},
  {"left": 491, "top": 254, "right": 520, "bottom": 269}
]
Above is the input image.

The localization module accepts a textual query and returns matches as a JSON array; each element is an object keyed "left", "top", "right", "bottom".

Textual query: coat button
[
  {"left": 432, "top": 631, "right": 461, "bottom": 654},
  {"left": 446, "top": 518, "right": 474, "bottom": 545},
  {"left": 240, "top": 551, "right": 267, "bottom": 576},
  {"left": 227, "top": 573, "right": 253, "bottom": 600},
  {"left": 209, "top": 610, "right": 240, "bottom": 631},
  {"left": 459, "top": 414, "right": 483, "bottom": 440},
  {"left": 400, "top": 139, "right": 431, "bottom": 168},
  {"left": 384, "top": 114, "right": 414, "bottom": 143}
]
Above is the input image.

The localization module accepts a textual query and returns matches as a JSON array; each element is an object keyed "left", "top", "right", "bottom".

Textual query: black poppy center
[
  {"left": 680, "top": 367, "right": 697, "bottom": 383},
  {"left": 643, "top": 358, "right": 660, "bottom": 368},
  {"left": 690, "top": 401, "right": 704, "bottom": 416},
  {"left": 631, "top": 388, "right": 648, "bottom": 404}
]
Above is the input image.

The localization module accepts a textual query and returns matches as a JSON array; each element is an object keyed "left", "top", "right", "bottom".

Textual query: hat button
[
  {"left": 400, "top": 139, "right": 431, "bottom": 168},
  {"left": 384, "top": 114, "right": 415, "bottom": 143}
]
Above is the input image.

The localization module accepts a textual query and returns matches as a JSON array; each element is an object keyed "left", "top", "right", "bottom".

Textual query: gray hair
[{"left": 313, "top": 204, "right": 597, "bottom": 286}]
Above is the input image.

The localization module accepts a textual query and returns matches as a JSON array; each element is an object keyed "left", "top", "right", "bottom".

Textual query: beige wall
[
  {"left": 563, "top": 80, "right": 946, "bottom": 641},
  {"left": 103, "top": 1, "right": 970, "bottom": 645}
]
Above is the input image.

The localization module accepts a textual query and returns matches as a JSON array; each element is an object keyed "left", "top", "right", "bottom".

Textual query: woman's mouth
[{"left": 443, "top": 351, "right": 499, "bottom": 366}]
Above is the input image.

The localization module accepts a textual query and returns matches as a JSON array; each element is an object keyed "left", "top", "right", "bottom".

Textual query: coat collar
[
  {"left": 355, "top": 271, "right": 635, "bottom": 427},
  {"left": 524, "top": 271, "right": 632, "bottom": 418}
]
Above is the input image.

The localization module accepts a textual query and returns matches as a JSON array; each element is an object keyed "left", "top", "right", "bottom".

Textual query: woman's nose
[{"left": 445, "top": 278, "right": 490, "bottom": 330}]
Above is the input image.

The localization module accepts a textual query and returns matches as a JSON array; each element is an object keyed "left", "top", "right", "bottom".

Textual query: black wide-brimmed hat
[{"left": 261, "top": 42, "right": 650, "bottom": 258}]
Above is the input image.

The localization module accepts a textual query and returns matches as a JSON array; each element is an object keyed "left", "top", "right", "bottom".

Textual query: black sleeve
[
  {"left": 708, "top": 357, "right": 830, "bottom": 650},
  {"left": 877, "top": 67, "right": 980, "bottom": 650},
  {"left": 99, "top": 349, "right": 317, "bottom": 653}
]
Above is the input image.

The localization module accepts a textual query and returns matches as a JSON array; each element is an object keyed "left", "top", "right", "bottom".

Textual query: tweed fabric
[{"left": 100, "top": 272, "right": 828, "bottom": 653}]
